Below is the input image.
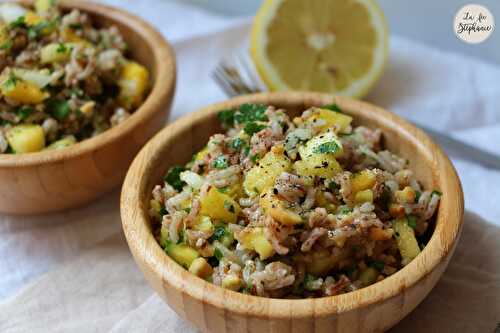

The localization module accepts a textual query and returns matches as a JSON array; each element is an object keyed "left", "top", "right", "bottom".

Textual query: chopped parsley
[
  {"left": 217, "top": 187, "right": 229, "bottom": 194},
  {"left": 407, "top": 215, "right": 417, "bottom": 229},
  {"left": 210, "top": 225, "right": 227, "bottom": 242},
  {"left": 229, "top": 137, "right": 246, "bottom": 151},
  {"left": 250, "top": 153, "right": 261, "bottom": 163},
  {"left": 217, "top": 103, "right": 268, "bottom": 127},
  {"left": 431, "top": 190, "right": 442, "bottom": 197},
  {"left": 163, "top": 165, "right": 186, "bottom": 191},
  {"left": 0, "top": 40, "right": 12, "bottom": 51},
  {"left": 3, "top": 73, "right": 18, "bottom": 89},
  {"left": 214, "top": 248, "right": 224, "bottom": 261},
  {"left": 243, "top": 122, "right": 266, "bottom": 136},
  {"left": 313, "top": 141, "right": 341, "bottom": 154},
  {"left": 415, "top": 190, "right": 422, "bottom": 202},
  {"left": 212, "top": 155, "right": 229, "bottom": 169},
  {"left": 159, "top": 207, "right": 167, "bottom": 216},
  {"left": 69, "top": 23, "right": 83, "bottom": 30},
  {"left": 46, "top": 99, "right": 71, "bottom": 120},
  {"left": 327, "top": 180, "right": 340, "bottom": 191},
  {"left": 27, "top": 20, "right": 56, "bottom": 39},
  {"left": 56, "top": 43, "right": 68, "bottom": 53},
  {"left": 16, "top": 106, "right": 34, "bottom": 120},
  {"left": 321, "top": 103, "right": 343, "bottom": 113},
  {"left": 9, "top": 16, "right": 26, "bottom": 29},
  {"left": 217, "top": 108, "right": 235, "bottom": 127},
  {"left": 339, "top": 206, "right": 352, "bottom": 215}
]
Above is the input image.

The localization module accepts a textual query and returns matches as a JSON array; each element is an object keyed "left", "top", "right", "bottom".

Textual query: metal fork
[{"left": 212, "top": 53, "right": 500, "bottom": 170}]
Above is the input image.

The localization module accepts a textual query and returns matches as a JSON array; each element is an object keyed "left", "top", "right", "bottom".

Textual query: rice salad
[
  {"left": 0, "top": 0, "right": 149, "bottom": 154},
  {"left": 150, "top": 103, "right": 441, "bottom": 298}
]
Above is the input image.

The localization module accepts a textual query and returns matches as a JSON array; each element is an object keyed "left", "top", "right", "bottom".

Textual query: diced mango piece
[
  {"left": 354, "top": 189, "right": 374, "bottom": 204},
  {"left": 166, "top": 243, "right": 199, "bottom": 269},
  {"left": 24, "top": 11, "right": 42, "bottom": 26},
  {"left": 40, "top": 43, "right": 73, "bottom": 64},
  {"left": 395, "top": 186, "right": 416, "bottom": 204},
  {"left": 188, "top": 257, "right": 213, "bottom": 279},
  {"left": 35, "top": 0, "right": 55, "bottom": 13},
  {"left": 194, "top": 146, "right": 208, "bottom": 161},
  {"left": 221, "top": 275, "right": 242, "bottom": 291},
  {"left": 260, "top": 189, "right": 302, "bottom": 225},
  {"left": 44, "top": 135, "right": 76, "bottom": 151},
  {"left": 193, "top": 216, "right": 214, "bottom": 233},
  {"left": 1, "top": 76, "right": 48, "bottom": 104},
  {"left": 351, "top": 170, "right": 376, "bottom": 193},
  {"left": 306, "top": 108, "right": 353, "bottom": 134},
  {"left": 200, "top": 187, "right": 240, "bottom": 223},
  {"left": 118, "top": 61, "right": 149, "bottom": 110},
  {"left": 393, "top": 218, "right": 421, "bottom": 263},
  {"left": 240, "top": 227, "right": 274, "bottom": 260},
  {"left": 243, "top": 146, "right": 292, "bottom": 195},
  {"left": 6, "top": 124, "right": 45, "bottom": 153},
  {"left": 294, "top": 153, "right": 342, "bottom": 179}
]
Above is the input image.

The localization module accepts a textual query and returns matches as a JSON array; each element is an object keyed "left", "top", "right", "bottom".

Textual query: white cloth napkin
[{"left": 0, "top": 1, "right": 499, "bottom": 332}]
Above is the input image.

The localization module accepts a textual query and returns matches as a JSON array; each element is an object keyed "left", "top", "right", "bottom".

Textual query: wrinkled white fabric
[{"left": 0, "top": 1, "right": 499, "bottom": 332}]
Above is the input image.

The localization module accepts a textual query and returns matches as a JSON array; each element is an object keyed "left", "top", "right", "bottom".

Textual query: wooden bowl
[
  {"left": 121, "top": 92, "right": 463, "bottom": 332},
  {"left": 0, "top": 0, "right": 176, "bottom": 215}
]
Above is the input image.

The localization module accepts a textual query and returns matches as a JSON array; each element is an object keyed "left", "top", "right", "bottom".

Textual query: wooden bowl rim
[
  {"left": 0, "top": 0, "right": 176, "bottom": 167},
  {"left": 121, "top": 92, "right": 464, "bottom": 318}
]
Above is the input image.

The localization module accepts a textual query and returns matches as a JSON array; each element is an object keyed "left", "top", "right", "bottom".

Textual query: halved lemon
[{"left": 250, "top": 0, "right": 388, "bottom": 98}]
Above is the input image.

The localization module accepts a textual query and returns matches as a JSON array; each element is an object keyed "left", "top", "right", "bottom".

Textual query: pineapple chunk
[
  {"left": 354, "top": 189, "right": 374, "bottom": 204},
  {"left": 44, "top": 135, "right": 76, "bottom": 151},
  {"left": 6, "top": 124, "right": 45, "bottom": 153},
  {"left": 294, "top": 153, "right": 342, "bottom": 179},
  {"left": 40, "top": 43, "right": 73, "bottom": 64},
  {"left": 260, "top": 189, "right": 302, "bottom": 225},
  {"left": 61, "top": 28, "right": 88, "bottom": 44},
  {"left": 24, "top": 12, "right": 42, "bottom": 26},
  {"left": 240, "top": 227, "right": 274, "bottom": 260},
  {"left": 221, "top": 275, "right": 242, "bottom": 291},
  {"left": 393, "top": 218, "right": 421, "bottom": 263},
  {"left": 351, "top": 170, "right": 376, "bottom": 194},
  {"left": 1, "top": 76, "right": 48, "bottom": 104},
  {"left": 118, "top": 61, "right": 150, "bottom": 110},
  {"left": 166, "top": 243, "right": 199, "bottom": 269},
  {"left": 194, "top": 146, "right": 208, "bottom": 162},
  {"left": 200, "top": 187, "right": 240, "bottom": 224},
  {"left": 35, "top": 0, "right": 55, "bottom": 13},
  {"left": 395, "top": 186, "right": 416, "bottom": 204},
  {"left": 193, "top": 216, "right": 214, "bottom": 233},
  {"left": 243, "top": 146, "right": 292, "bottom": 195},
  {"left": 306, "top": 108, "right": 353, "bottom": 134},
  {"left": 188, "top": 257, "right": 213, "bottom": 279},
  {"left": 359, "top": 267, "right": 379, "bottom": 286}
]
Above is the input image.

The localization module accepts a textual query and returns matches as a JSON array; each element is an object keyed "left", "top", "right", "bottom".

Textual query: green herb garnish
[
  {"left": 16, "top": 106, "right": 34, "bottom": 120},
  {"left": 370, "top": 260, "right": 385, "bottom": 271},
  {"left": 9, "top": 16, "right": 26, "bottom": 29},
  {"left": 164, "top": 165, "right": 186, "bottom": 191},
  {"left": 217, "top": 103, "right": 268, "bottom": 128},
  {"left": 243, "top": 122, "right": 266, "bottom": 136},
  {"left": 214, "top": 248, "right": 223, "bottom": 261},
  {"left": 212, "top": 155, "right": 229, "bottom": 169},
  {"left": 313, "top": 141, "right": 341, "bottom": 154},
  {"left": 0, "top": 40, "right": 12, "bottom": 51},
  {"left": 229, "top": 137, "right": 246, "bottom": 151},
  {"left": 46, "top": 99, "right": 71, "bottom": 120},
  {"left": 321, "top": 103, "right": 343, "bottom": 113},
  {"left": 431, "top": 190, "right": 442, "bottom": 197},
  {"left": 407, "top": 215, "right": 417, "bottom": 229},
  {"left": 56, "top": 43, "right": 68, "bottom": 53}
]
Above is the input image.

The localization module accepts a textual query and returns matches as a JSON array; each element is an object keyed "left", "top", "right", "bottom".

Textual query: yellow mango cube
[
  {"left": 118, "top": 61, "right": 150, "bottom": 110},
  {"left": 166, "top": 243, "right": 199, "bottom": 269},
  {"left": 260, "top": 189, "right": 302, "bottom": 225},
  {"left": 6, "top": 124, "right": 45, "bottom": 153},
  {"left": 393, "top": 218, "right": 421, "bottom": 263},
  {"left": 188, "top": 257, "right": 213, "bottom": 279},
  {"left": 1, "top": 76, "right": 48, "bottom": 104},
  {"left": 294, "top": 153, "right": 342, "bottom": 179},
  {"left": 40, "top": 43, "right": 72, "bottom": 64},
  {"left": 200, "top": 187, "right": 240, "bottom": 223},
  {"left": 306, "top": 108, "right": 353, "bottom": 134},
  {"left": 240, "top": 227, "right": 274, "bottom": 260},
  {"left": 243, "top": 146, "right": 292, "bottom": 195},
  {"left": 354, "top": 189, "right": 374, "bottom": 204},
  {"left": 351, "top": 170, "right": 376, "bottom": 193}
]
